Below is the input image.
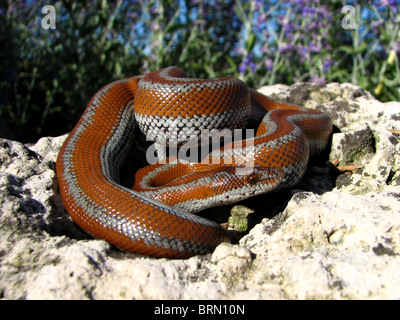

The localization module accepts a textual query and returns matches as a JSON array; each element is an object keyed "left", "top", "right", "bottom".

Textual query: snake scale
[{"left": 56, "top": 66, "right": 332, "bottom": 259}]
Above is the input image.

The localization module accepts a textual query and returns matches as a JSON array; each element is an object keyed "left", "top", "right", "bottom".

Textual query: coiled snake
[{"left": 56, "top": 67, "right": 332, "bottom": 259}]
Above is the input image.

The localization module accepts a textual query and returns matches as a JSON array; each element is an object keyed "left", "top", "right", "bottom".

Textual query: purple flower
[
  {"left": 308, "top": 42, "right": 321, "bottom": 53},
  {"left": 309, "top": 75, "right": 326, "bottom": 84},
  {"left": 316, "top": 5, "right": 331, "bottom": 19},
  {"left": 255, "top": 0, "right": 262, "bottom": 11},
  {"left": 284, "top": 21, "right": 294, "bottom": 36},
  {"left": 250, "top": 62, "right": 256, "bottom": 72},
  {"left": 264, "top": 58, "right": 273, "bottom": 71},
  {"left": 278, "top": 43, "right": 295, "bottom": 53},
  {"left": 256, "top": 13, "right": 266, "bottom": 27},
  {"left": 297, "top": 45, "right": 309, "bottom": 62},
  {"left": 323, "top": 59, "right": 334, "bottom": 73},
  {"left": 378, "top": 0, "right": 399, "bottom": 12},
  {"left": 371, "top": 19, "right": 384, "bottom": 34},
  {"left": 260, "top": 44, "right": 270, "bottom": 54},
  {"left": 392, "top": 42, "right": 400, "bottom": 53},
  {"left": 302, "top": 7, "right": 316, "bottom": 18},
  {"left": 150, "top": 22, "right": 160, "bottom": 31},
  {"left": 239, "top": 54, "right": 257, "bottom": 76}
]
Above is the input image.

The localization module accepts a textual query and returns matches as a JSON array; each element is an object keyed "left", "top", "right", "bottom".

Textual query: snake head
[{"left": 207, "top": 166, "right": 285, "bottom": 205}]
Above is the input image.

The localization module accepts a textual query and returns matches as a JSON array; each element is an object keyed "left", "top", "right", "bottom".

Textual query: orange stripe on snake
[{"left": 56, "top": 66, "right": 332, "bottom": 259}]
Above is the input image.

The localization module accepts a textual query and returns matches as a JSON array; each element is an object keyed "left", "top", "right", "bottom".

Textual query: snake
[{"left": 56, "top": 66, "right": 332, "bottom": 259}]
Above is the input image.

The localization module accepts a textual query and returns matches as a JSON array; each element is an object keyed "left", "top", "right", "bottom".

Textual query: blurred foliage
[{"left": 0, "top": 0, "right": 399, "bottom": 142}]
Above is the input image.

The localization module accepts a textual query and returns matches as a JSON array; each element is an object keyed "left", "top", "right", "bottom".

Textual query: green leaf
[
  {"left": 338, "top": 45, "right": 355, "bottom": 55},
  {"left": 203, "top": 64, "right": 215, "bottom": 78},
  {"left": 225, "top": 56, "right": 239, "bottom": 75},
  {"left": 246, "top": 33, "right": 256, "bottom": 52},
  {"left": 115, "top": 61, "right": 122, "bottom": 76}
]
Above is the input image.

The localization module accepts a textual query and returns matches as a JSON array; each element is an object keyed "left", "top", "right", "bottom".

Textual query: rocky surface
[{"left": 1, "top": 82, "right": 399, "bottom": 300}]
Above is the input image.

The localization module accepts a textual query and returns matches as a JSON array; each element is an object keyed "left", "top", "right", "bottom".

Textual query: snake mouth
[{"left": 245, "top": 166, "right": 284, "bottom": 186}]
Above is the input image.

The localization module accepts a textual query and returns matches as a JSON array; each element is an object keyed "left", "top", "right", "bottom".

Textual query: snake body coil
[{"left": 56, "top": 67, "right": 332, "bottom": 259}]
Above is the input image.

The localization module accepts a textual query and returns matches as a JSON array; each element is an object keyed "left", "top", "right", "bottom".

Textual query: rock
[
  {"left": 330, "top": 124, "right": 375, "bottom": 166},
  {"left": 1, "top": 82, "right": 400, "bottom": 300},
  {"left": 241, "top": 190, "right": 400, "bottom": 299}
]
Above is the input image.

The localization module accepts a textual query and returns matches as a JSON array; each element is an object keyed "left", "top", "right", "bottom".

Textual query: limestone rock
[
  {"left": 241, "top": 190, "right": 400, "bottom": 299},
  {"left": 1, "top": 82, "right": 399, "bottom": 300}
]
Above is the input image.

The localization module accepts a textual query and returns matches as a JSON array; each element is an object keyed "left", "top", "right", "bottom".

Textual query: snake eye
[{"left": 247, "top": 172, "right": 260, "bottom": 185}]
